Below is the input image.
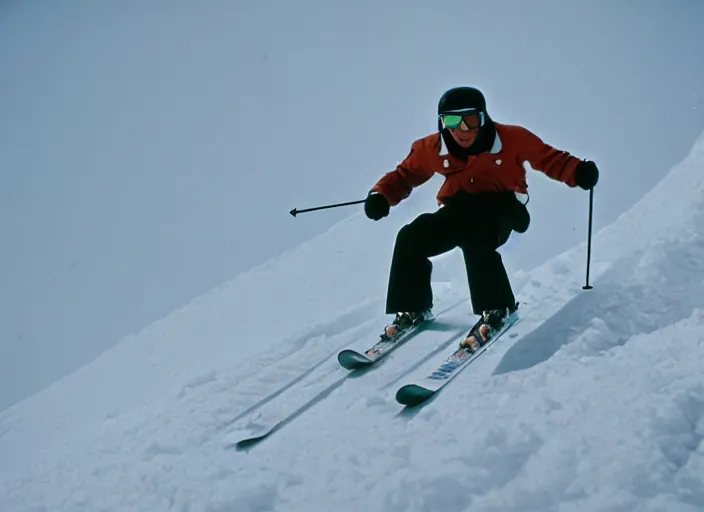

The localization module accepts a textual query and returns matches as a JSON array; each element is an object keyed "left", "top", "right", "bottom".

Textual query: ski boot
[
  {"left": 459, "top": 303, "right": 518, "bottom": 352},
  {"left": 381, "top": 309, "right": 434, "bottom": 341}
]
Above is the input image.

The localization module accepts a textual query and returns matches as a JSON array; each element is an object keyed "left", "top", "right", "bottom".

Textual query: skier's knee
[
  {"left": 396, "top": 223, "right": 414, "bottom": 245},
  {"left": 397, "top": 214, "right": 432, "bottom": 244},
  {"left": 462, "top": 241, "right": 494, "bottom": 257}
]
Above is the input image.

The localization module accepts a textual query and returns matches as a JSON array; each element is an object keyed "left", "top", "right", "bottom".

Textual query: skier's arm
[
  {"left": 517, "top": 127, "right": 582, "bottom": 187},
  {"left": 370, "top": 140, "right": 435, "bottom": 206}
]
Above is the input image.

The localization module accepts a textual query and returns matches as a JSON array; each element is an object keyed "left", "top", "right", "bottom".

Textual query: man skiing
[{"left": 364, "top": 86, "right": 599, "bottom": 352}]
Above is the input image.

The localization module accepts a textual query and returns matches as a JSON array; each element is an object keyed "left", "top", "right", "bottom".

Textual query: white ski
[{"left": 396, "top": 311, "right": 521, "bottom": 406}]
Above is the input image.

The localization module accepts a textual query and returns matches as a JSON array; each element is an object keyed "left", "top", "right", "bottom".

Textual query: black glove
[
  {"left": 364, "top": 192, "right": 390, "bottom": 221},
  {"left": 508, "top": 199, "right": 530, "bottom": 233},
  {"left": 575, "top": 160, "right": 599, "bottom": 190},
  {"left": 502, "top": 194, "right": 530, "bottom": 233}
]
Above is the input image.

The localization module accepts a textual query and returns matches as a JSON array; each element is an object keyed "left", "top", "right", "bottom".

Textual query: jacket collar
[{"left": 439, "top": 130, "right": 502, "bottom": 156}]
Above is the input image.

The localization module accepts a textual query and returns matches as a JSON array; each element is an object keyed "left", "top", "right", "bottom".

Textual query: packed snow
[{"left": 2, "top": 133, "right": 704, "bottom": 511}]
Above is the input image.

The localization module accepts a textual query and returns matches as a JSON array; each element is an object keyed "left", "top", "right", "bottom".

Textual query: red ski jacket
[{"left": 371, "top": 122, "right": 583, "bottom": 206}]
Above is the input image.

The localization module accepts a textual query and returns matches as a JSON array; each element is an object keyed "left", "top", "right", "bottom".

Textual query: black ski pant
[{"left": 385, "top": 192, "right": 518, "bottom": 315}]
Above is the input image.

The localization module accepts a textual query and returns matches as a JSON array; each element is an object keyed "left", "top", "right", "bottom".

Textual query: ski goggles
[{"left": 439, "top": 109, "right": 485, "bottom": 130}]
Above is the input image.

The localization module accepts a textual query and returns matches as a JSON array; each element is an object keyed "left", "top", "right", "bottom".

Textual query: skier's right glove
[{"left": 364, "top": 192, "right": 390, "bottom": 221}]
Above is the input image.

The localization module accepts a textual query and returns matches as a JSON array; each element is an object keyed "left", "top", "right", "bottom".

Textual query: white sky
[{"left": 1, "top": 0, "right": 703, "bottom": 411}]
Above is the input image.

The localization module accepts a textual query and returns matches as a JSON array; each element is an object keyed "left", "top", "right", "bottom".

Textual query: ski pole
[
  {"left": 583, "top": 187, "right": 594, "bottom": 290},
  {"left": 289, "top": 198, "right": 366, "bottom": 217}
]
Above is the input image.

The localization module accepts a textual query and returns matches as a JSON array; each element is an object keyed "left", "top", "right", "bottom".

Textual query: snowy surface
[{"left": 2, "top": 133, "right": 704, "bottom": 511}]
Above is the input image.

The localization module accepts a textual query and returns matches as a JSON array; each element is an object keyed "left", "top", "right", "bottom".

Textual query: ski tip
[
  {"left": 233, "top": 434, "right": 267, "bottom": 451},
  {"left": 395, "top": 384, "right": 435, "bottom": 407},
  {"left": 337, "top": 349, "right": 373, "bottom": 370}
]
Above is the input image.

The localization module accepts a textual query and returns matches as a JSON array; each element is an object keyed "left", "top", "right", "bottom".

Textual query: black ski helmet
[
  {"left": 438, "top": 86, "right": 486, "bottom": 115},
  {"left": 437, "top": 86, "right": 495, "bottom": 158}
]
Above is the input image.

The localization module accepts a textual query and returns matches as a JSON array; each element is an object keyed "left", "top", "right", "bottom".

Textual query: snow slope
[{"left": 1, "top": 132, "right": 704, "bottom": 511}]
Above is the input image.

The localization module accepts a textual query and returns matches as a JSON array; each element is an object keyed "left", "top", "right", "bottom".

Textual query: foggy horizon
[{"left": 2, "top": 1, "right": 703, "bottom": 411}]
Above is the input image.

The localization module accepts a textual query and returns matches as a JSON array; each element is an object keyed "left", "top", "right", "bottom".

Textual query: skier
[{"left": 364, "top": 86, "right": 599, "bottom": 351}]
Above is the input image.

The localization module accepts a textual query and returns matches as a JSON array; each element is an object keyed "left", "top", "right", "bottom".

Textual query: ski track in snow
[{"left": 1, "top": 134, "right": 704, "bottom": 511}]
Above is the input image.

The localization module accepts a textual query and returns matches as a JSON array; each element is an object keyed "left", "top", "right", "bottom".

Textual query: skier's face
[{"left": 448, "top": 121, "right": 479, "bottom": 148}]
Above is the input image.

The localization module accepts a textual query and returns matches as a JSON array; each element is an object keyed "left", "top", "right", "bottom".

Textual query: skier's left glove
[{"left": 575, "top": 160, "right": 599, "bottom": 190}]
